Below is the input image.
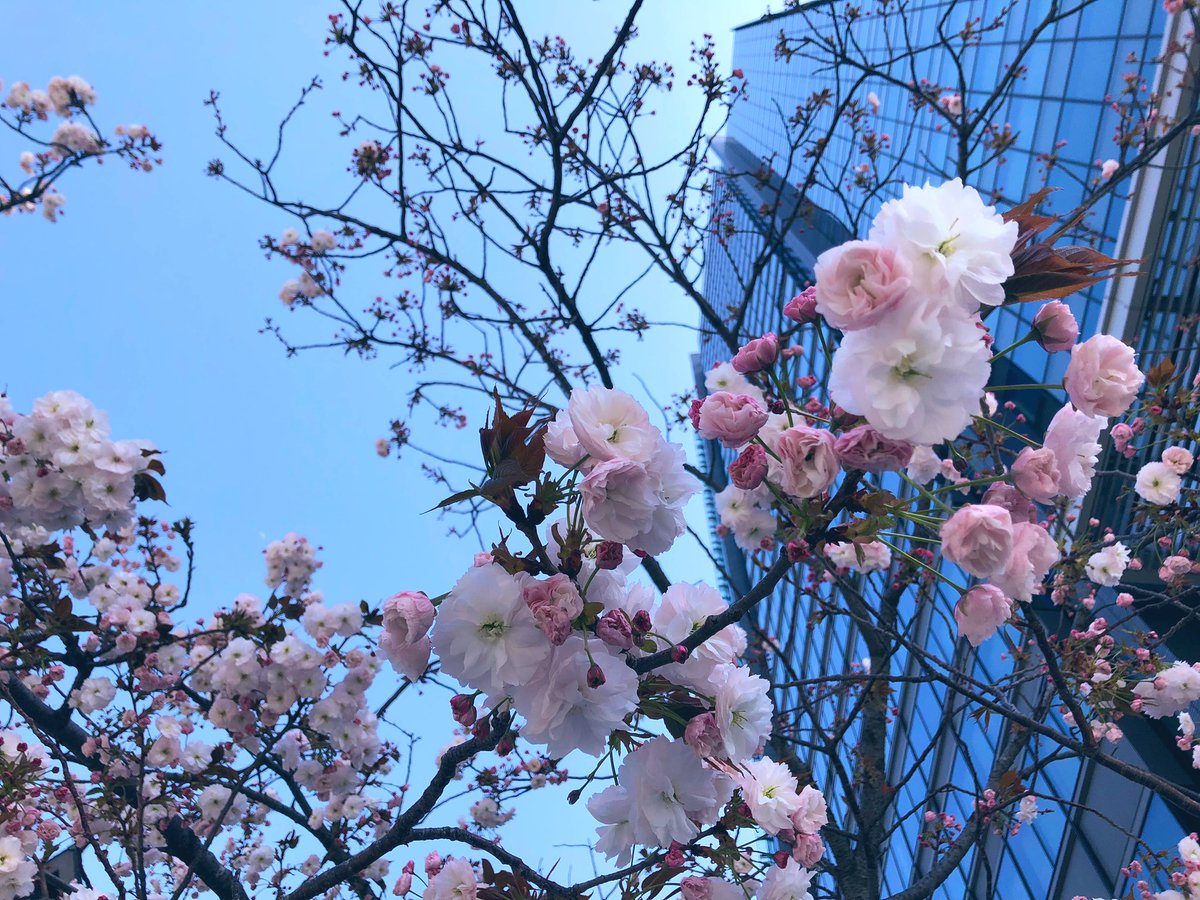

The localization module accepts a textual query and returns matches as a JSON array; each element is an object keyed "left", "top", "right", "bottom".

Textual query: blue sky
[{"left": 3, "top": 0, "right": 771, "bottom": 883}]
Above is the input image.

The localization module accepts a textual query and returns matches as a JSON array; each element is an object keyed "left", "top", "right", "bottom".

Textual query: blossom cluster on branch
[{"left": 0, "top": 74, "right": 160, "bottom": 221}]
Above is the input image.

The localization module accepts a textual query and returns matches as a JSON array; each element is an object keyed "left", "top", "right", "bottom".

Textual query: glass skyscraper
[{"left": 697, "top": 2, "right": 1200, "bottom": 896}]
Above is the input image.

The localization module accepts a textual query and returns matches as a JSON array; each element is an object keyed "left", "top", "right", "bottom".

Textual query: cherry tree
[{"left": 6, "top": 3, "right": 1200, "bottom": 900}]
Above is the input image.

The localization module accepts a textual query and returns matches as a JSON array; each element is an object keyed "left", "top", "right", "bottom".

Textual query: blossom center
[
  {"left": 479, "top": 616, "right": 508, "bottom": 639},
  {"left": 891, "top": 354, "right": 931, "bottom": 383}
]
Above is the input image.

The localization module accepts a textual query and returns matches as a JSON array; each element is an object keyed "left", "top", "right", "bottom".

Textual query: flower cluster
[
  {"left": 3, "top": 75, "right": 159, "bottom": 221},
  {"left": 546, "top": 386, "right": 698, "bottom": 555},
  {"left": 824, "top": 179, "right": 1015, "bottom": 445},
  {"left": 0, "top": 390, "right": 156, "bottom": 532}
]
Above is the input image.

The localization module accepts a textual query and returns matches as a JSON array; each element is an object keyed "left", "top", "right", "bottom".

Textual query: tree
[{"left": 5, "top": 3, "right": 1200, "bottom": 900}]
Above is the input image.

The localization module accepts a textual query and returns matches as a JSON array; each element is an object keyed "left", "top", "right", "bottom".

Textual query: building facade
[{"left": 698, "top": 2, "right": 1200, "bottom": 896}]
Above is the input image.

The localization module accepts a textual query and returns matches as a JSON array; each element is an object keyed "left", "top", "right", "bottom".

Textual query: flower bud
[
  {"left": 729, "top": 444, "right": 768, "bottom": 489},
  {"left": 1032, "top": 301, "right": 1079, "bottom": 352},
  {"left": 425, "top": 852, "right": 443, "bottom": 879},
  {"left": 586, "top": 663, "right": 606, "bottom": 688},
  {"left": 631, "top": 609, "right": 652, "bottom": 636},
  {"left": 731, "top": 333, "right": 779, "bottom": 374},
  {"left": 773, "top": 850, "right": 790, "bottom": 868},
  {"left": 671, "top": 644, "right": 690, "bottom": 663},
  {"left": 664, "top": 842, "right": 686, "bottom": 868},
  {"left": 596, "top": 609, "right": 634, "bottom": 650},
  {"left": 786, "top": 540, "right": 810, "bottom": 562},
  {"left": 784, "top": 286, "right": 818, "bottom": 324},
  {"left": 595, "top": 540, "right": 624, "bottom": 570},
  {"left": 450, "top": 694, "right": 477, "bottom": 726}
]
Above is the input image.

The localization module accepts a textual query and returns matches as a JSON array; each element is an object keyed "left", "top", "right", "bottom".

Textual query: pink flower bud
[
  {"left": 1032, "top": 301, "right": 1079, "bottom": 352},
  {"left": 786, "top": 540, "right": 810, "bottom": 562},
  {"left": 773, "top": 850, "right": 790, "bottom": 868},
  {"left": 671, "top": 644, "right": 690, "bottom": 663},
  {"left": 729, "top": 443, "right": 768, "bottom": 489},
  {"left": 683, "top": 711, "right": 723, "bottom": 757},
  {"left": 692, "top": 391, "right": 769, "bottom": 448},
  {"left": 595, "top": 540, "right": 624, "bottom": 570},
  {"left": 450, "top": 694, "right": 476, "bottom": 726},
  {"left": 631, "top": 609, "right": 652, "bottom": 636},
  {"left": 586, "top": 662, "right": 606, "bottom": 688},
  {"left": 665, "top": 843, "right": 686, "bottom": 868},
  {"left": 731, "top": 333, "right": 779, "bottom": 373},
  {"left": 1110, "top": 422, "right": 1134, "bottom": 452},
  {"left": 425, "top": 852, "right": 443, "bottom": 879},
  {"left": 784, "top": 286, "right": 818, "bottom": 324},
  {"left": 596, "top": 609, "right": 634, "bottom": 650}
]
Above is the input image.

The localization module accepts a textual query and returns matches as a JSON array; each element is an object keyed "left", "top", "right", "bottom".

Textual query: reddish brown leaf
[{"left": 1146, "top": 357, "right": 1177, "bottom": 388}]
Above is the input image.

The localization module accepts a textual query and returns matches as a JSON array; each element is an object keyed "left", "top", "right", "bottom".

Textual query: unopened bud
[
  {"left": 631, "top": 610, "right": 653, "bottom": 635},
  {"left": 671, "top": 644, "right": 690, "bottom": 663},
  {"left": 450, "top": 693, "right": 476, "bottom": 726},
  {"left": 586, "top": 663, "right": 606, "bottom": 688},
  {"left": 595, "top": 541, "right": 624, "bottom": 570},
  {"left": 784, "top": 286, "right": 818, "bottom": 324}
]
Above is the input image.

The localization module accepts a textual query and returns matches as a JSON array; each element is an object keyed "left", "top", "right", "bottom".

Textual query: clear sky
[{"left": 2, "top": 0, "right": 773, "bottom": 881}]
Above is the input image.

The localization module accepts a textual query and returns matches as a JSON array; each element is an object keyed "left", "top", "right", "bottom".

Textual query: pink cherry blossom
[
  {"left": 767, "top": 426, "right": 839, "bottom": 498},
  {"left": 833, "top": 424, "right": 914, "bottom": 473},
  {"left": 691, "top": 391, "right": 769, "bottom": 448},
  {"left": 954, "top": 585, "right": 1013, "bottom": 647},
  {"left": 940, "top": 504, "right": 1014, "bottom": 578},
  {"left": 1010, "top": 446, "right": 1060, "bottom": 504},
  {"left": 1163, "top": 446, "right": 1194, "bottom": 474},
  {"left": 729, "top": 444, "right": 769, "bottom": 490},
  {"left": 1063, "top": 334, "right": 1144, "bottom": 418},
  {"left": 813, "top": 240, "right": 912, "bottom": 330}
]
